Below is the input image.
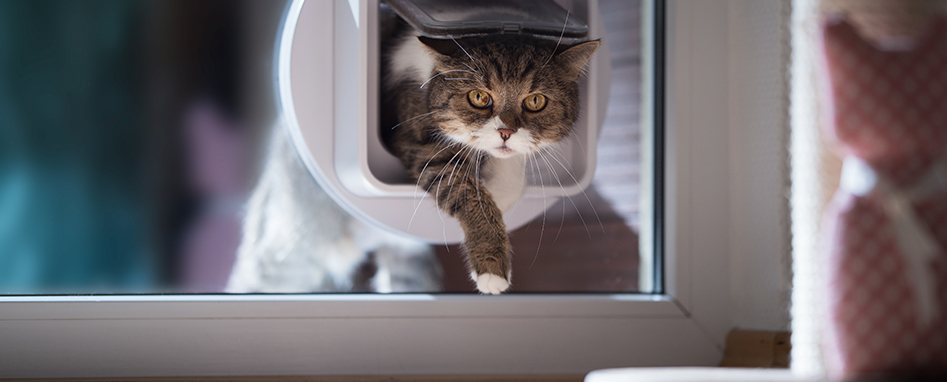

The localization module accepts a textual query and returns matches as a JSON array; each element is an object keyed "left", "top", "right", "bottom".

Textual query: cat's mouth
[{"left": 491, "top": 146, "right": 517, "bottom": 158}]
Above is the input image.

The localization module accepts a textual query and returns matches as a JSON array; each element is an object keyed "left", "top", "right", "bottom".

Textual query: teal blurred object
[{"left": 0, "top": 1, "right": 155, "bottom": 293}]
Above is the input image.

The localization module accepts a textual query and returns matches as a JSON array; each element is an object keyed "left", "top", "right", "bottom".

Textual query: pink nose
[{"left": 498, "top": 128, "right": 515, "bottom": 141}]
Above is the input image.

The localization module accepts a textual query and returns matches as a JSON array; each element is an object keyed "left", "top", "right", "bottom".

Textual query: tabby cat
[{"left": 382, "top": 29, "right": 599, "bottom": 294}]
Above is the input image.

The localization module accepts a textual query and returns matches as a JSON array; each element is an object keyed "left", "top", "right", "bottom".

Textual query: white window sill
[{"left": 586, "top": 368, "right": 821, "bottom": 382}]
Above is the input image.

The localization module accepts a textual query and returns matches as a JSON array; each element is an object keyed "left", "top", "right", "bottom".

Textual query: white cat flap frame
[{"left": 281, "top": 0, "right": 611, "bottom": 243}]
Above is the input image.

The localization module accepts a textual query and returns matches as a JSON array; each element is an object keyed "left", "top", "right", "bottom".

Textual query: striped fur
[{"left": 382, "top": 29, "right": 599, "bottom": 294}]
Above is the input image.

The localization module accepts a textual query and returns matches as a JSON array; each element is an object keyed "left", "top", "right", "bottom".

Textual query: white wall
[{"left": 725, "top": 0, "right": 793, "bottom": 332}]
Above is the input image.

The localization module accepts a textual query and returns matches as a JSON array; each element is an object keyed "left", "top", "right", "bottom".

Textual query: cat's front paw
[{"left": 474, "top": 273, "right": 510, "bottom": 294}]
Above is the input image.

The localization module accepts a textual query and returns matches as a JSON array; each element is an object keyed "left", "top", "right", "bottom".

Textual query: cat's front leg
[
  {"left": 457, "top": 193, "right": 511, "bottom": 294},
  {"left": 424, "top": 168, "right": 512, "bottom": 294},
  {"left": 455, "top": 186, "right": 512, "bottom": 294}
]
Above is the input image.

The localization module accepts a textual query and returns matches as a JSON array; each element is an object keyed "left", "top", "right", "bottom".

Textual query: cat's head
[{"left": 418, "top": 35, "right": 599, "bottom": 159}]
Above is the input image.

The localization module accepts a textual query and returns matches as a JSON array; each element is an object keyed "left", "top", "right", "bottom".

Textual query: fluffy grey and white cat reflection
[
  {"left": 227, "top": 126, "right": 442, "bottom": 293},
  {"left": 228, "top": 28, "right": 598, "bottom": 294}
]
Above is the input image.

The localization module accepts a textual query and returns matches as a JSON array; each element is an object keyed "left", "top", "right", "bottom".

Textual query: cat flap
[{"left": 383, "top": 0, "right": 588, "bottom": 39}]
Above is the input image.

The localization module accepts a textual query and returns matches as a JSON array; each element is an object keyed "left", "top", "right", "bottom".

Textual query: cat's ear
[
  {"left": 418, "top": 36, "right": 459, "bottom": 57},
  {"left": 554, "top": 40, "right": 600, "bottom": 80}
]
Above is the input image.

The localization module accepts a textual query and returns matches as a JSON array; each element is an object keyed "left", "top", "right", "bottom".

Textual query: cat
[
  {"left": 226, "top": 124, "right": 443, "bottom": 293},
  {"left": 381, "top": 27, "right": 599, "bottom": 294},
  {"left": 228, "top": 14, "right": 598, "bottom": 295}
]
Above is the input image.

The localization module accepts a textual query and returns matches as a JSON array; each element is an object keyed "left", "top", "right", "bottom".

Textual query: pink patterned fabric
[{"left": 821, "top": 16, "right": 947, "bottom": 377}]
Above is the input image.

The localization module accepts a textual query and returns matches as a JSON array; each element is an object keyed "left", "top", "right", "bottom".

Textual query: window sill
[{"left": 587, "top": 368, "right": 820, "bottom": 382}]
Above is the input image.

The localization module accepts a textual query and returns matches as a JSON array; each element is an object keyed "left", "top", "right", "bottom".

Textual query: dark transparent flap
[{"left": 384, "top": 0, "right": 588, "bottom": 38}]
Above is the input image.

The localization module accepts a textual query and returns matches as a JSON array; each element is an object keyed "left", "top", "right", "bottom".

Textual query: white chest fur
[{"left": 482, "top": 155, "right": 527, "bottom": 213}]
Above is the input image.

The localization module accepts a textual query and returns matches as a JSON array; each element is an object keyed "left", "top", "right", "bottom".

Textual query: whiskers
[
  {"left": 541, "top": 144, "right": 606, "bottom": 236},
  {"left": 450, "top": 35, "right": 480, "bottom": 69},
  {"left": 419, "top": 69, "right": 482, "bottom": 89},
  {"left": 408, "top": 138, "right": 457, "bottom": 231},
  {"left": 461, "top": 63, "right": 484, "bottom": 80},
  {"left": 526, "top": 153, "right": 549, "bottom": 270},
  {"left": 408, "top": 140, "right": 500, "bottom": 248},
  {"left": 389, "top": 111, "right": 437, "bottom": 130},
  {"left": 416, "top": 37, "right": 485, "bottom": 89},
  {"left": 473, "top": 151, "right": 503, "bottom": 239},
  {"left": 436, "top": 36, "right": 486, "bottom": 86},
  {"left": 524, "top": 141, "right": 605, "bottom": 267},
  {"left": 539, "top": 9, "right": 570, "bottom": 72}
]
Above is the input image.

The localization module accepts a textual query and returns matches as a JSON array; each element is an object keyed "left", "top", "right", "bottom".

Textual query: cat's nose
[{"left": 498, "top": 128, "right": 515, "bottom": 141}]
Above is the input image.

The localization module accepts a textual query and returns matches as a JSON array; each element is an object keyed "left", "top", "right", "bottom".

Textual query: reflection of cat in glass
[
  {"left": 228, "top": 18, "right": 597, "bottom": 294},
  {"left": 227, "top": 125, "right": 442, "bottom": 293}
]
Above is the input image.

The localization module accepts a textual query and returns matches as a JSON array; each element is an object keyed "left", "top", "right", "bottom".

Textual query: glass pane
[{"left": 0, "top": 0, "right": 655, "bottom": 295}]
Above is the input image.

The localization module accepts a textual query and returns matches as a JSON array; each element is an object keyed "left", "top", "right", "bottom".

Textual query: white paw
[{"left": 475, "top": 273, "right": 510, "bottom": 294}]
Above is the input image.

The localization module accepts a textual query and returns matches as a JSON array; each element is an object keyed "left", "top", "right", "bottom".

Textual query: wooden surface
[{"left": 718, "top": 330, "right": 792, "bottom": 368}]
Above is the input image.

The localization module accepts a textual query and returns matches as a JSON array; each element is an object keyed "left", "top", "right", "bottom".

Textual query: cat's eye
[
  {"left": 523, "top": 94, "right": 547, "bottom": 112},
  {"left": 467, "top": 89, "right": 492, "bottom": 109}
]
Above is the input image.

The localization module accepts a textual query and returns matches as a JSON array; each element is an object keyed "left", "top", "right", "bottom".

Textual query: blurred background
[{"left": 0, "top": 0, "right": 289, "bottom": 293}]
